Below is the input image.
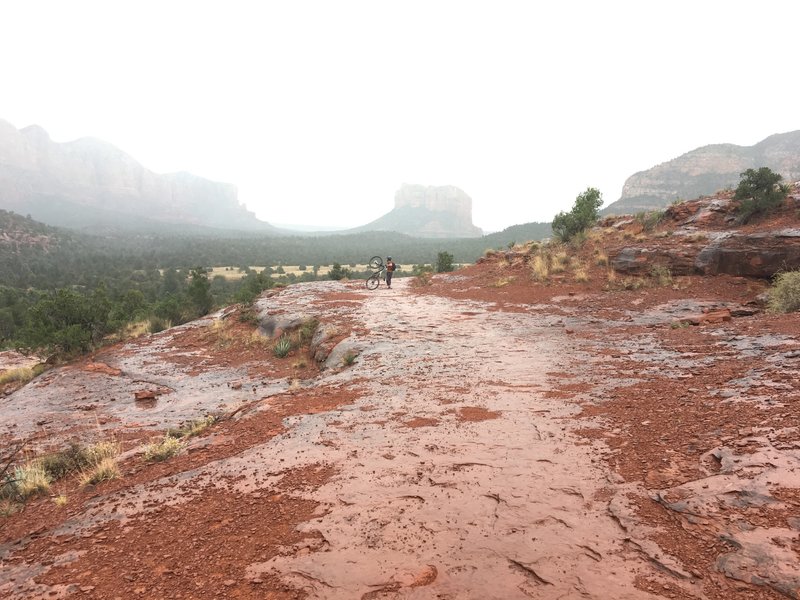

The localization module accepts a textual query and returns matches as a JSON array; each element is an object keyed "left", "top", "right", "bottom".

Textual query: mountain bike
[{"left": 366, "top": 256, "right": 385, "bottom": 290}]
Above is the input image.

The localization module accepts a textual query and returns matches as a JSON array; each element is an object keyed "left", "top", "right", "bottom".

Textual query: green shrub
[
  {"left": 768, "top": 271, "right": 800, "bottom": 313},
  {"left": 635, "top": 210, "right": 665, "bottom": 232},
  {"left": 734, "top": 167, "right": 789, "bottom": 224},
  {"left": 552, "top": 187, "right": 603, "bottom": 242},
  {"left": 273, "top": 335, "right": 292, "bottom": 358}
]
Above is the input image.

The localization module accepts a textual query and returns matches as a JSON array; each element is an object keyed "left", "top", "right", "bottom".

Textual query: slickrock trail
[
  {"left": 2, "top": 253, "right": 799, "bottom": 599},
  {"left": 0, "top": 279, "right": 660, "bottom": 599}
]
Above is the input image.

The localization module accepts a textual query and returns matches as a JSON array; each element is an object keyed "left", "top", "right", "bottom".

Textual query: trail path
[
  {"left": 1, "top": 280, "right": 671, "bottom": 599},
  {"left": 250, "top": 280, "right": 660, "bottom": 598}
]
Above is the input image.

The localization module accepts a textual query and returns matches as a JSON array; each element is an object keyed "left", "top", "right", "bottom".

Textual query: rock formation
[
  {"left": 0, "top": 119, "right": 279, "bottom": 232},
  {"left": 353, "top": 184, "right": 482, "bottom": 238},
  {"left": 608, "top": 183, "right": 800, "bottom": 279},
  {"left": 603, "top": 130, "right": 800, "bottom": 215}
]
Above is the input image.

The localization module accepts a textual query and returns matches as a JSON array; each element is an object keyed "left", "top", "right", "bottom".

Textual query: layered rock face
[
  {"left": 608, "top": 184, "right": 800, "bottom": 279},
  {"left": 0, "top": 119, "right": 276, "bottom": 232},
  {"left": 357, "top": 184, "right": 482, "bottom": 238},
  {"left": 604, "top": 131, "right": 800, "bottom": 215}
]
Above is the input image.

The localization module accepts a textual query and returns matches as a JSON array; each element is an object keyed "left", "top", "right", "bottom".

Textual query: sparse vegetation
[
  {"left": 767, "top": 271, "right": 800, "bottom": 313},
  {"left": 143, "top": 436, "right": 183, "bottom": 462},
  {"left": 411, "top": 270, "right": 433, "bottom": 287},
  {"left": 166, "top": 415, "right": 217, "bottom": 439},
  {"left": 635, "top": 210, "right": 665, "bottom": 232},
  {"left": 342, "top": 351, "right": 358, "bottom": 366},
  {"left": 54, "top": 494, "right": 68, "bottom": 506},
  {"left": 491, "top": 277, "right": 514, "bottom": 288},
  {"left": 649, "top": 265, "right": 673, "bottom": 287},
  {"left": 734, "top": 167, "right": 789, "bottom": 224}
]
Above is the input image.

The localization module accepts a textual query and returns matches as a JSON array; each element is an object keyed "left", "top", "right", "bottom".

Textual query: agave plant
[{"left": 273, "top": 335, "right": 292, "bottom": 358}]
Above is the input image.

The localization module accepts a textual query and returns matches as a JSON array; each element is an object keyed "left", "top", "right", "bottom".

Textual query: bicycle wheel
[
  {"left": 368, "top": 256, "right": 383, "bottom": 270},
  {"left": 366, "top": 273, "right": 381, "bottom": 290}
]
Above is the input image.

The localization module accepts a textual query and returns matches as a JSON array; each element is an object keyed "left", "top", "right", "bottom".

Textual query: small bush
[
  {"left": 80, "top": 457, "right": 119, "bottom": 485},
  {"left": 54, "top": 494, "right": 68, "bottom": 506},
  {"left": 143, "top": 436, "right": 183, "bottom": 462},
  {"left": 768, "top": 271, "right": 800, "bottom": 313},
  {"left": 734, "top": 167, "right": 789, "bottom": 224},
  {"left": 342, "top": 351, "right": 358, "bottom": 366},
  {"left": 41, "top": 442, "right": 92, "bottom": 479},
  {"left": 595, "top": 253, "right": 609, "bottom": 266},
  {"left": 635, "top": 210, "right": 664, "bottom": 232},
  {"left": 573, "top": 268, "right": 589, "bottom": 283},
  {"left": 273, "top": 336, "right": 292, "bottom": 358}
]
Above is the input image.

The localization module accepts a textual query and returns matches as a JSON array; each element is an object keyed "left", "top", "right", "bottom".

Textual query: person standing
[{"left": 385, "top": 256, "right": 396, "bottom": 288}]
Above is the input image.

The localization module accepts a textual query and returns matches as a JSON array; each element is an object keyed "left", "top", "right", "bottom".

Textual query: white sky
[{"left": 2, "top": 0, "right": 798, "bottom": 232}]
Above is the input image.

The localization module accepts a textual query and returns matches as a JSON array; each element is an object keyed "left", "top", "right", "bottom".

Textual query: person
[{"left": 385, "top": 256, "right": 396, "bottom": 288}]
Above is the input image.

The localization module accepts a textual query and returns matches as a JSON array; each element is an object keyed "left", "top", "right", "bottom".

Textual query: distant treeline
[{"left": 0, "top": 210, "right": 551, "bottom": 354}]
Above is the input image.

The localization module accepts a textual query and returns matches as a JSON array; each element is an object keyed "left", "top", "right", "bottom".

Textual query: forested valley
[{"left": 0, "top": 210, "right": 550, "bottom": 357}]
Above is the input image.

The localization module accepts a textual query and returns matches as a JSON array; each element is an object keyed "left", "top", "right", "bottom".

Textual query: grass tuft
[
  {"left": 12, "top": 462, "right": 51, "bottom": 499},
  {"left": 166, "top": 415, "right": 217, "bottom": 439},
  {"left": 143, "top": 436, "right": 183, "bottom": 462},
  {"left": 79, "top": 457, "right": 119, "bottom": 486},
  {"left": 273, "top": 335, "right": 292, "bottom": 358},
  {"left": 0, "top": 367, "right": 36, "bottom": 386}
]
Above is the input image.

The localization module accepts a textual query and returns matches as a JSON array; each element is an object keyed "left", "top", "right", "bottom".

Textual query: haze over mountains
[
  {"left": 2, "top": 118, "right": 799, "bottom": 238},
  {"left": 602, "top": 130, "right": 800, "bottom": 215}
]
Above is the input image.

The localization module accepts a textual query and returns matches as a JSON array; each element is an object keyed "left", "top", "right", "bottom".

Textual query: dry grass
[
  {"left": 595, "top": 252, "right": 609, "bottom": 266},
  {"left": 143, "top": 436, "right": 183, "bottom": 462},
  {"left": 54, "top": 494, "right": 68, "bottom": 506},
  {"left": 491, "top": 277, "right": 514, "bottom": 288},
  {"left": 80, "top": 457, "right": 120, "bottom": 485},
  {"left": 12, "top": 462, "right": 51, "bottom": 499},
  {"left": 167, "top": 415, "right": 217, "bottom": 439},
  {"left": 1, "top": 499, "right": 20, "bottom": 516},
  {"left": 573, "top": 267, "right": 589, "bottom": 283},
  {"left": 530, "top": 254, "right": 550, "bottom": 281},
  {"left": 0, "top": 367, "right": 35, "bottom": 386}
]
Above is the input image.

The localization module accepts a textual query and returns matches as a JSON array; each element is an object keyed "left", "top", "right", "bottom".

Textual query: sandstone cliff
[
  {"left": 603, "top": 130, "right": 800, "bottom": 215},
  {"left": 353, "top": 184, "right": 482, "bottom": 238},
  {"left": 0, "top": 119, "right": 279, "bottom": 233}
]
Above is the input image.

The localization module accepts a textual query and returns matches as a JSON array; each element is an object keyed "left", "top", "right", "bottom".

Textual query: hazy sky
[{"left": 2, "top": 1, "right": 798, "bottom": 232}]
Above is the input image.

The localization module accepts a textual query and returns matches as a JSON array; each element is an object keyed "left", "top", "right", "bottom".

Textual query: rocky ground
[{"left": 1, "top": 194, "right": 799, "bottom": 599}]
